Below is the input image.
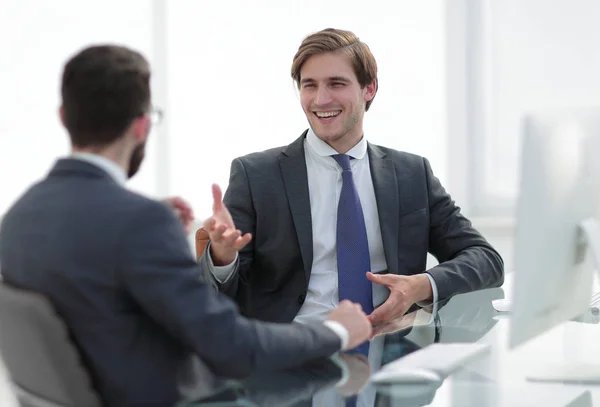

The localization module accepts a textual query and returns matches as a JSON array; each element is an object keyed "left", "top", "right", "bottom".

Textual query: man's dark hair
[{"left": 61, "top": 45, "right": 151, "bottom": 147}]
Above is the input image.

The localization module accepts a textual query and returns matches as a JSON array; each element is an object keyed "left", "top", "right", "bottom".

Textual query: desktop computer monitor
[{"left": 509, "top": 107, "right": 600, "bottom": 383}]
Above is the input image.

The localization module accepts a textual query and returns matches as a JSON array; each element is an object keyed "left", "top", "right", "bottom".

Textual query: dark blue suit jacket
[{"left": 0, "top": 159, "right": 340, "bottom": 407}]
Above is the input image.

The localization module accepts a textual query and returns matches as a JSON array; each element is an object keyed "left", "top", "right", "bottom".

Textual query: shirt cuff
[
  {"left": 416, "top": 272, "right": 439, "bottom": 305},
  {"left": 415, "top": 272, "right": 439, "bottom": 324},
  {"left": 323, "top": 320, "right": 349, "bottom": 350},
  {"left": 206, "top": 241, "right": 238, "bottom": 284}
]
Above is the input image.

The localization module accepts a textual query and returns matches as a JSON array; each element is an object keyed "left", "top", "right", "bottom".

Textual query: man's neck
[
  {"left": 327, "top": 131, "right": 364, "bottom": 154},
  {"left": 71, "top": 146, "right": 128, "bottom": 174},
  {"left": 70, "top": 149, "right": 128, "bottom": 186}
]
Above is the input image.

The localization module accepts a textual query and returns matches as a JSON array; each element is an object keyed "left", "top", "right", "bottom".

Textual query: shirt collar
[
  {"left": 306, "top": 127, "right": 368, "bottom": 159},
  {"left": 70, "top": 152, "right": 127, "bottom": 186}
]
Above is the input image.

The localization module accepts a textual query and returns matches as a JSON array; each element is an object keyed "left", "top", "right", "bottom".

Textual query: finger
[
  {"left": 182, "top": 204, "right": 194, "bottom": 219},
  {"left": 174, "top": 208, "right": 194, "bottom": 229},
  {"left": 221, "top": 229, "right": 242, "bottom": 246},
  {"left": 183, "top": 218, "right": 194, "bottom": 231},
  {"left": 203, "top": 217, "right": 217, "bottom": 231},
  {"left": 171, "top": 198, "right": 193, "bottom": 215},
  {"left": 366, "top": 271, "right": 396, "bottom": 287},
  {"left": 167, "top": 197, "right": 193, "bottom": 220},
  {"left": 340, "top": 299, "right": 353, "bottom": 307},
  {"left": 233, "top": 233, "right": 252, "bottom": 250},
  {"left": 167, "top": 196, "right": 184, "bottom": 208},
  {"left": 178, "top": 198, "right": 193, "bottom": 212},
  {"left": 181, "top": 209, "right": 195, "bottom": 224},
  {"left": 210, "top": 224, "right": 228, "bottom": 241},
  {"left": 368, "top": 300, "right": 396, "bottom": 326},
  {"left": 212, "top": 184, "right": 223, "bottom": 212}
]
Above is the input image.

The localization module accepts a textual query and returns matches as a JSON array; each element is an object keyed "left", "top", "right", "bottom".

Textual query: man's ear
[
  {"left": 364, "top": 79, "right": 377, "bottom": 103},
  {"left": 58, "top": 105, "right": 66, "bottom": 126},
  {"left": 132, "top": 116, "right": 150, "bottom": 143}
]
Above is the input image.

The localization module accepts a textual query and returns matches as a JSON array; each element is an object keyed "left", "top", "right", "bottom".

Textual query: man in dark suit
[
  {"left": 0, "top": 44, "right": 373, "bottom": 407},
  {"left": 200, "top": 28, "right": 504, "bottom": 332}
]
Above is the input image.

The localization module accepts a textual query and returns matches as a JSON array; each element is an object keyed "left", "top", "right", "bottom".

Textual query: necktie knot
[{"left": 331, "top": 154, "right": 352, "bottom": 171}]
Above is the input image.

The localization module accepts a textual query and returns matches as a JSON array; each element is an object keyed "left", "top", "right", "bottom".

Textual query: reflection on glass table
[
  {"left": 176, "top": 280, "right": 600, "bottom": 407},
  {"left": 179, "top": 286, "right": 504, "bottom": 407}
]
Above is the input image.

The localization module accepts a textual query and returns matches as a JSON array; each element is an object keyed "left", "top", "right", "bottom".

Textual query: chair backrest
[
  {"left": 195, "top": 227, "right": 210, "bottom": 260},
  {"left": 0, "top": 283, "right": 103, "bottom": 407}
]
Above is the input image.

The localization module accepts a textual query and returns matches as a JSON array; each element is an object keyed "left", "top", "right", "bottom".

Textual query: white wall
[
  {"left": 471, "top": 0, "right": 600, "bottom": 216},
  {"left": 452, "top": 0, "right": 600, "bottom": 271},
  {"left": 165, "top": 0, "right": 447, "bottom": 220},
  {"left": 0, "top": 0, "right": 160, "bottom": 217},
  {"left": 1, "top": 0, "right": 449, "bottom": 232}
]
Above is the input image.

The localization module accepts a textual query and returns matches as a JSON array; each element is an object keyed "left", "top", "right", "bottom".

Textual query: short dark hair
[{"left": 60, "top": 45, "right": 151, "bottom": 147}]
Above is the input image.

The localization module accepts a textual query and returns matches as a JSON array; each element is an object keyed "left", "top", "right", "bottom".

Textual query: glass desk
[{"left": 176, "top": 273, "right": 600, "bottom": 407}]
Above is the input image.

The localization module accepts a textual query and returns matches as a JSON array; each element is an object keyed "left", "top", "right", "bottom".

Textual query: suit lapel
[
  {"left": 279, "top": 131, "right": 313, "bottom": 283},
  {"left": 368, "top": 144, "right": 400, "bottom": 274}
]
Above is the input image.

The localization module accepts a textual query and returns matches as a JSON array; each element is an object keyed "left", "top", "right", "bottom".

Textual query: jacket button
[{"left": 297, "top": 294, "right": 306, "bottom": 304}]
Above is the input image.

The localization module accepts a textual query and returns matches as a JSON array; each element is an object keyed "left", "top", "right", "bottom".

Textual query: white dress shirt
[
  {"left": 70, "top": 152, "right": 127, "bottom": 186},
  {"left": 300, "top": 129, "right": 438, "bottom": 407},
  {"left": 294, "top": 129, "right": 389, "bottom": 323}
]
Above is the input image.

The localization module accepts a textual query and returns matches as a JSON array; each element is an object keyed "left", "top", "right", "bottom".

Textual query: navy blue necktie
[{"left": 332, "top": 154, "right": 373, "bottom": 357}]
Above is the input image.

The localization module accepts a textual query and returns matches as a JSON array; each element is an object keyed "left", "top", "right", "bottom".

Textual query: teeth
[{"left": 315, "top": 111, "right": 341, "bottom": 118}]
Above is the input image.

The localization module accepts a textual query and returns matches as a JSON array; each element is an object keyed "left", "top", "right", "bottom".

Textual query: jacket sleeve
[
  {"left": 119, "top": 201, "right": 340, "bottom": 378},
  {"left": 423, "top": 158, "right": 505, "bottom": 299},
  {"left": 198, "top": 158, "right": 255, "bottom": 300}
]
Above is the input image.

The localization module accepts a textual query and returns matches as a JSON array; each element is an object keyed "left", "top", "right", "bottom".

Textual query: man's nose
[{"left": 315, "top": 86, "right": 333, "bottom": 106}]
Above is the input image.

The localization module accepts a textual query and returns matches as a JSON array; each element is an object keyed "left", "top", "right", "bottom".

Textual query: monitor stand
[{"left": 526, "top": 218, "right": 600, "bottom": 385}]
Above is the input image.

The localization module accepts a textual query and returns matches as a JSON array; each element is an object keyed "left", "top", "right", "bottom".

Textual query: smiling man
[{"left": 200, "top": 28, "right": 504, "bottom": 351}]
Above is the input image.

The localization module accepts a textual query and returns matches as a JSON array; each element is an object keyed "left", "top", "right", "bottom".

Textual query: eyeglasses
[{"left": 148, "top": 106, "right": 164, "bottom": 125}]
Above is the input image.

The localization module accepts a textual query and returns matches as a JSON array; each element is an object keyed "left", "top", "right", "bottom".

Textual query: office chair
[
  {"left": 0, "top": 283, "right": 103, "bottom": 407},
  {"left": 195, "top": 227, "right": 210, "bottom": 260}
]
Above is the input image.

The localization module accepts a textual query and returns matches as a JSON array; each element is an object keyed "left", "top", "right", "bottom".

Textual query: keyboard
[
  {"left": 371, "top": 343, "right": 491, "bottom": 384},
  {"left": 494, "top": 293, "right": 600, "bottom": 315}
]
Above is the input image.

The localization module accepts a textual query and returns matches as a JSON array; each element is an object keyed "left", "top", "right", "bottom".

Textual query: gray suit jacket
[
  {"left": 0, "top": 158, "right": 340, "bottom": 407},
  {"left": 201, "top": 131, "right": 504, "bottom": 323}
]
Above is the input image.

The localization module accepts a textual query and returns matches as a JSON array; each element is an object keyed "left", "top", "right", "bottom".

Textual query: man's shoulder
[
  {"left": 4, "top": 176, "right": 170, "bottom": 229},
  {"left": 235, "top": 145, "right": 287, "bottom": 166},
  {"left": 370, "top": 143, "right": 426, "bottom": 167},
  {"left": 62, "top": 175, "right": 167, "bottom": 220},
  {"left": 233, "top": 131, "right": 307, "bottom": 170}
]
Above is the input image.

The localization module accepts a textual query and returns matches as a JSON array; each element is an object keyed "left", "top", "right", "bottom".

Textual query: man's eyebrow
[
  {"left": 300, "top": 76, "right": 352, "bottom": 84},
  {"left": 328, "top": 76, "right": 352, "bottom": 83}
]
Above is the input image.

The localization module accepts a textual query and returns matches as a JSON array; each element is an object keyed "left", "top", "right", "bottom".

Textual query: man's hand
[
  {"left": 327, "top": 300, "right": 372, "bottom": 350},
  {"left": 202, "top": 184, "right": 252, "bottom": 266},
  {"left": 371, "top": 310, "right": 418, "bottom": 339},
  {"left": 163, "top": 196, "right": 195, "bottom": 234},
  {"left": 366, "top": 272, "right": 433, "bottom": 326}
]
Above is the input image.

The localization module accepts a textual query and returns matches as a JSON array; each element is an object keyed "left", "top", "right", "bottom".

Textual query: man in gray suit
[
  {"left": 0, "top": 44, "right": 372, "bottom": 407},
  {"left": 201, "top": 28, "right": 504, "bottom": 334}
]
